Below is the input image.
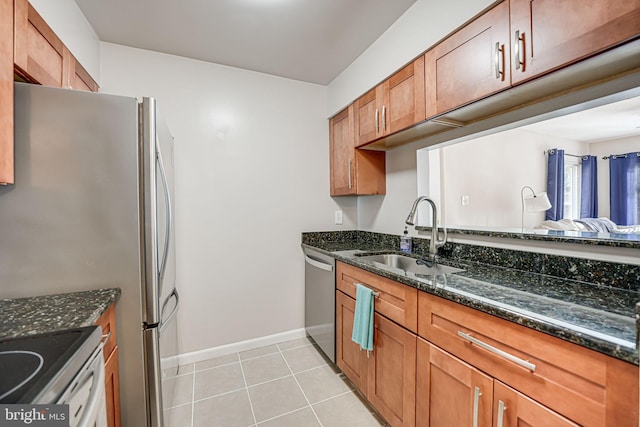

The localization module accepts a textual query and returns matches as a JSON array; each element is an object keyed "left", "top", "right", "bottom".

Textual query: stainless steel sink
[{"left": 356, "top": 253, "right": 464, "bottom": 276}]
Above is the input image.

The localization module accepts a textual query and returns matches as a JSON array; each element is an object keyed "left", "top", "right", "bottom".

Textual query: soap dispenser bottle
[{"left": 400, "top": 227, "right": 412, "bottom": 253}]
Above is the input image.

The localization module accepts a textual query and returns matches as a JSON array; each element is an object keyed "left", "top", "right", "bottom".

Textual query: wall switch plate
[
  {"left": 461, "top": 195, "right": 470, "bottom": 206},
  {"left": 334, "top": 210, "right": 343, "bottom": 225}
]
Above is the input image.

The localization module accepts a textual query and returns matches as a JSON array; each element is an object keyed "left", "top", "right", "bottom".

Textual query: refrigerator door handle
[
  {"left": 156, "top": 136, "right": 172, "bottom": 281},
  {"left": 160, "top": 287, "right": 179, "bottom": 333}
]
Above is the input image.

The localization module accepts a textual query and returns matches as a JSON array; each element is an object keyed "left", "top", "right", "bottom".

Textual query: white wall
[
  {"left": 326, "top": 0, "right": 496, "bottom": 116},
  {"left": 28, "top": 0, "right": 101, "bottom": 83},
  {"left": 429, "top": 129, "right": 587, "bottom": 229},
  {"left": 590, "top": 136, "right": 640, "bottom": 219},
  {"left": 100, "top": 42, "right": 357, "bottom": 355},
  {"left": 358, "top": 144, "right": 419, "bottom": 235}
]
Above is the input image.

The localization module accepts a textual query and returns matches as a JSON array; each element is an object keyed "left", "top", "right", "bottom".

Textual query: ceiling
[
  {"left": 523, "top": 95, "right": 640, "bottom": 143},
  {"left": 74, "top": 0, "right": 416, "bottom": 85}
]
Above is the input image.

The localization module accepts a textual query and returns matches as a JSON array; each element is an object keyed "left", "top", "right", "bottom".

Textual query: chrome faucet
[{"left": 405, "top": 196, "right": 447, "bottom": 260}]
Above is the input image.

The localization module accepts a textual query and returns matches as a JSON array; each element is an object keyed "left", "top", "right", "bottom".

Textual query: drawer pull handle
[
  {"left": 497, "top": 400, "right": 507, "bottom": 427},
  {"left": 457, "top": 331, "right": 536, "bottom": 372},
  {"left": 472, "top": 386, "right": 481, "bottom": 427},
  {"left": 375, "top": 109, "right": 380, "bottom": 133}
]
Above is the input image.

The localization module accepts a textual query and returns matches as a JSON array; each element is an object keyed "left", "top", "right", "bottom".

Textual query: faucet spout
[{"left": 405, "top": 196, "right": 447, "bottom": 259}]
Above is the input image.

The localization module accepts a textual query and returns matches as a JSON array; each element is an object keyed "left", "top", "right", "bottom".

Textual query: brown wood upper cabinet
[
  {"left": 510, "top": 0, "right": 640, "bottom": 85},
  {"left": 14, "top": 0, "right": 98, "bottom": 91},
  {"left": 424, "top": 1, "right": 511, "bottom": 117},
  {"left": 425, "top": 0, "right": 640, "bottom": 117},
  {"left": 329, "top": 105, "right": 385, "bottom": 196},
  {"left": 355, "top": 56, "right": 426, "bottom": 147},
  {"left": 1, "top": 0, "right": 14, "bottom": 184}
]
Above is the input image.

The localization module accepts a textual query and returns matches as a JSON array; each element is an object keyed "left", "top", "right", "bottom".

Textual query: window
[{"left": 563, "top": 158, "right": 581, "bottom": 219}]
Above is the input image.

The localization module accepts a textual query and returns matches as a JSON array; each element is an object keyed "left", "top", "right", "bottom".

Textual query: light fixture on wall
[{"left": 521, "top": 186, "right": 551, "bottom": 231}]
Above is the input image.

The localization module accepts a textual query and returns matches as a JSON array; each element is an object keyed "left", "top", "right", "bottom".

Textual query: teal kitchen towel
[{"left": 351, "top": 283, "right": 374, "bottom": 352}]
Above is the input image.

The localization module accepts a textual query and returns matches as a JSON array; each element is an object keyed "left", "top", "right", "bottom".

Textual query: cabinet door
[
  {"left": 104, "top": 347, "right": 122, "bottom": 427},
  {"left": 425, "top": 0, "right": 510, "bottom": 117},
  {"left": 64, "top": 51, "right": 99, "bottom": 92},
  {"left": 14, "top": 0, "right": 65, "bottom": 87},
  {"left": 335, "top": 290, "right": 368, "bottom": 391},
  {"left": 416, "top": 338, "right": 493, "bottom": 427},
  {"left": 367, "top": 313, "right": 416, "bottom": 427},
  {"left": 510, "top": 0, "right": 640, "bottom": 84},
  {"left": 385, "top": 56, "right": 426, "bottom": 136},
  {"left": 493, "top": 381, "right": 579, "bottom": 427},
  {"left": 329, "top": 105, "right": 356, "bottom": 196},
  {"left": 354, "top": 86, "right": 384, "bottom": 147},
  {"left": 0, "top": 0, "right": 13, "bottom": 184}
]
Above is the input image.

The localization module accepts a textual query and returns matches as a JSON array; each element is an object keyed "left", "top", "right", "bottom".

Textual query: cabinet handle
[
  {"left": 497, "top": 400, "right": 507, "bottom": 427},
  {"left": 457, "top": 331, "right": 536, "bottom": 371},
  {"left": 494, "top": 42, "right": 504, "bottom": 80},
  {"left": 348, "top": 159, "right": 353, "bottom": 189},
  {"left": 514, "top": 30, "right": 525, "bottom": 70},
  {"left": 375, "top": 108, "right": 380, "bottom": 133},
  {"left": 354, "top": 283, "right": 380, "bottom": 298},
  {"left": 382, "top": 105, "right": 387, "bottom": 131},
  {"left": 472, "top": 386, "right": 481, "bottom": 427}
]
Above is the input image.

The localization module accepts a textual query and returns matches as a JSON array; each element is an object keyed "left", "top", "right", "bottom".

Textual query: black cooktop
[{"left": 0, "top": 326, "right": 101, "bottom": 404}]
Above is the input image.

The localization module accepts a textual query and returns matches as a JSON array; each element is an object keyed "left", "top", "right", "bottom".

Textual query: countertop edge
[{"left": 0, "top": 287, "right": 122, "bottom": 340}]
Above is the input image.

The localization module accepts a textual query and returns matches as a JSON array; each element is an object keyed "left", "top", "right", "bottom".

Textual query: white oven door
[{"left": 58, "top": 346, "right": 107, "bottom": 427}]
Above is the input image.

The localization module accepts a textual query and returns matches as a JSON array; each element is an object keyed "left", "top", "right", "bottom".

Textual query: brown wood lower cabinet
[
  {"left": 104, "top": 347, "right": 121, "bottom": 427},
  {"left": 416, "top": 337, "right": 579, "bottom": 427},
  {"left": 95, "top": 303, "right": 121, "bottom": 427},
  {"left": 368, "top": 313, "right": 416, "bottom": 427},
  {"left": 335, "top": 289, "right": 416, "bottom": 427},
  {"left": 336, "top": 290, "right": 368, "bottom": 392},
  {"left": 416, "top": 338, "right": 492, "bottom": 427},
  {"left": 334, "top": 263, "right": 638, "bottom": 427}
]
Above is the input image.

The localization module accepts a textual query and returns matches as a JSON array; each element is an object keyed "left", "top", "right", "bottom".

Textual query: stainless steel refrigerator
[{"left": 0, "top": 82, "right": 179, "bottom": 427}]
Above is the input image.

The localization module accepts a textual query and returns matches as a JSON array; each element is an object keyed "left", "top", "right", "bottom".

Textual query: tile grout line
[
  {"left": 277, "top": 343, "right": 325, "bottom": 427},
  {"left": 254, "top": 406, "right": 315, "bottom": 426},
  {"left": 190, "top": 368, "right": 195, "bottom": 427},
  {"left": 237, "top": 351, "right": 258, "bottom": 426}
]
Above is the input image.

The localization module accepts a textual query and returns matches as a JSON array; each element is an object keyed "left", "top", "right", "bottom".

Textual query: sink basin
[{"left": 356, "top": 253, "right": 464, "bottom": 276}]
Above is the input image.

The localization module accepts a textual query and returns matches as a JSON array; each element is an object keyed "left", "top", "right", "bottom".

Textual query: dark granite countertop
[
  {"left": 0, "top": 288, "right": 121, "bottom": 340},
  {"left": 303, "top": 241, "right": 639, "bottom": 365},
  {"left": 416, "top": 225, "right": 640, "bottom": 249}
]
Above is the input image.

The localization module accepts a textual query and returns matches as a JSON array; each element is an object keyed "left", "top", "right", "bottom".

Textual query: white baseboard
[{"left": 175, "top": 328, "right": 308, "bottom": 366}]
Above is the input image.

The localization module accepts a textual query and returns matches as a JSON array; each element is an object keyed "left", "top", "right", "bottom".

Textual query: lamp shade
[{"left": 524, "top": 191, "right": 552, "bottom": 212}]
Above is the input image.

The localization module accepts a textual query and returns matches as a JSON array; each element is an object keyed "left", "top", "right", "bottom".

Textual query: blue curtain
[
  {"left": 610, "top": 152, "right": 640, "bottom": 226},
  {"left": 580, "top": 155, "right": 598, "bottom": 218},
  {"left": 546, "top": 149, "right": 564, "bottom": 220}
]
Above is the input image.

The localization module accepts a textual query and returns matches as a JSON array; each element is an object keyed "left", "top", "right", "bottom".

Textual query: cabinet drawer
[
  {"left": 95, "top": 303, "right": 117, "bottom": 359},
  {"left": 337, "top": 262, "right": 417, "bottom": 333},
  {"left": 418, "top": 292, "right": 638, "bottom": 427}
]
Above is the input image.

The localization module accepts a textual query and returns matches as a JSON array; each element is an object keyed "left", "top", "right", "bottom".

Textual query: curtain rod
[
  {"left": 602, "top": 152, "right": 640, "bottom": 160},
  {"left": 543, "top": 149, "right": 587, "bottom": 159}
]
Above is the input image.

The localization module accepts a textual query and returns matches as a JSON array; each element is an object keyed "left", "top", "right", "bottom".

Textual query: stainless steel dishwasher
[{"left": 302, "top": 246, "right": 336, "bottom": 363}]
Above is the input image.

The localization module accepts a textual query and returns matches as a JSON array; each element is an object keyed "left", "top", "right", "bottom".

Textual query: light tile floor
[{"left": 164, "top": 337, "right": 388, "bottom": 427}]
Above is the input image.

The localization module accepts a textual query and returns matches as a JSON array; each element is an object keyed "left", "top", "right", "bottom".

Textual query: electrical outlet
[
  {"left": 461, "top": 195, "right": 470, "bottom": 206},
  {"left": 334, "top": 210, "right": 343, "bottom": 225}
]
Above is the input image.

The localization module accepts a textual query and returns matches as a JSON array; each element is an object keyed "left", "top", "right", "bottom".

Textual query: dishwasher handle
[{"left": 304, "top": 254, "right": 334, "bottom": 272}]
